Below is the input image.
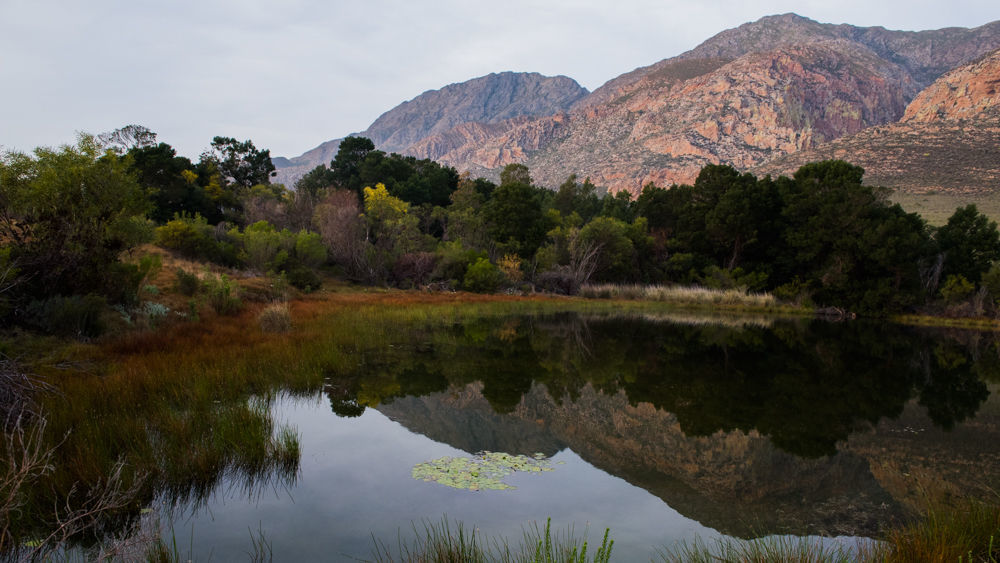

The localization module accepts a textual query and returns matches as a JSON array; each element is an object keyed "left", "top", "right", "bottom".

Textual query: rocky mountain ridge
[
  {"left": 277, "top": 14, "right": 1000, "bottom": 194},
  {"left": 272, "top": 72, "right": 587, "bottom": 185},
  {"left": 754, "top": 47, "right": 1000, "bottom": 193}
]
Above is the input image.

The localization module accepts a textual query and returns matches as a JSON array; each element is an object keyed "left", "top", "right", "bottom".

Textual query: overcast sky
[{"left": 1, "top": 0, "right": 997, "bottom": 160}]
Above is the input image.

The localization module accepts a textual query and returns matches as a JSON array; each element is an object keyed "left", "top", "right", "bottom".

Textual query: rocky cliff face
[
  {"left": 411, "top": 15, "right": 1000, "bottom": 194},
  {"left": 755, "top": 47, "right": 1000, "bottom": 194},
  {"left": 902, "top": 48, "right": 1000, "bottom": 122}
]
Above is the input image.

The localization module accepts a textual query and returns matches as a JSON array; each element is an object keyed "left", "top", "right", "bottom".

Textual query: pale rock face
[
  {"left": 902, "top": 49, "right": 1000, "bottom": 123},
  {"left": 755, "top": 47, "right": 1000, "bottom": 194}
]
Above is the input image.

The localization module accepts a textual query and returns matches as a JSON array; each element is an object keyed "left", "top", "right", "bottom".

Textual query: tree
[
  {"left": 935, "top": 204, "right": 1000, "bottom": 285},
  {"left": 206, "top": 136, "right": 275, "bottom": 189},
  {"left": 295, "top": 164, "right": 337, "bottom": 200},
  {"left": 128, "top": 142, "right": 214, "bottom": 223},
  {"left": 331, "top": 136, "right": 376, "bottom": 194},
  {"left": 483, "top": 182, "right": 552, "bottom": 258},
  {"left": 499, "top": 163, "right": 532, "bottom": 187},
  {"left": 0, "top": 135, "right": 149, "bottom": 302}
]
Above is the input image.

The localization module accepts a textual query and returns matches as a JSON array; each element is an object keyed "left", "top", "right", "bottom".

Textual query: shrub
[
  {"left": 25, "top": 294, "right": 107, "bottom": 338},
  {"left": 940, "top": 274, "right": 975, "bottom": 303},
  {"left": 535, "top": 267, "right": 578, "bottom": 295},
  {"left": 393, "top": 252, "right": 438, "bottom": 288},
  {"left": 285, "top": 266, "right": 321, "bottom": 293},
  {"left": 203, "top": 274, "right": 242, "bottom": 315},
  {"left": 294, "top": 230, "right": 328, "bottom": 269},
  {"left": 141, "top": 301, "right": 170, "bottom": 328},
  {"left": 497, "top": 254, "right": 523, "bottom": 283},
  {"left": 175, "top": 268, "right": 200, "bottom": 296},
  {"left": 433, "top": 241, "right": 486, "bottom": 284},
  {"left": 258, "top": 302, "right": 291, "bottom": 333},
  {"left": 463, "top": 258, "right": 505, "bottom": 293}
]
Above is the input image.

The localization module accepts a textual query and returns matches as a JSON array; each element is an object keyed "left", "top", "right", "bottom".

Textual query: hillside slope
[{"left": 754, "top": 47, "right": 1000, "bottom": 194}]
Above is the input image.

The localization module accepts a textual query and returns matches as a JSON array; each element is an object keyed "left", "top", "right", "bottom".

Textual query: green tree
[
  {"left": 206, "top": 136, "right": 276, "bottom": 189},
  {"left": 935, "top": 204, "right": 1000, "bottom": 284},
  {"left": 129, "top": 142, "right": 215, "bottom": 223},
  {"left": 331, "top": 136, "right": 376, "bottom": 195},
  {"left": 0, "top": 135, "right": 149, "bottom": 302}
]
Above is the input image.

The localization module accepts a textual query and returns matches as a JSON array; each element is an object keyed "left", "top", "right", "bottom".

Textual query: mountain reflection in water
[{"left": 323, "top": 313, "right": 1000, "bottom": 538}]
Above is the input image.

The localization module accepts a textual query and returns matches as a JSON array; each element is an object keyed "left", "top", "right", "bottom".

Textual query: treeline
[{"left": 2, "top": 128, "right": 999, "bottom": 338}]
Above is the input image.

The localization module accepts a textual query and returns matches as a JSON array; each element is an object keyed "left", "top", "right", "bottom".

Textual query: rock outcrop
[{"left": 755, "top": 47, "right": 1000, "bottom": 194}]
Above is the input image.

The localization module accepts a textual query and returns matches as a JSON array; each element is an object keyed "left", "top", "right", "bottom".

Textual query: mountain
[
  {"left": 276, "top": 14, "right": 1000, "bottom": 194},
  {"left": 420, "top": 14, "right": 1000, "bottom": 193},
  {"left": 754, "top": 47, "right": 1000, "bottom": 194},
  {"left": 272, "top": 72, "right": 588, "bottom": 185}
]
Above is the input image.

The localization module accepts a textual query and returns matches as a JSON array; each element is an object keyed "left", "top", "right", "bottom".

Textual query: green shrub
[
  {"left": 940, "top": 274, "right": 975, "bottom": 303},
  {"left": 463, "top": 258, "right": 505, "bottom": 293},
  {"left": 175, "top": 268, "right": 200, "bottom": 296},
  {"left": 203, "top": 274, "right": 242, "bottom": 315},
  {"left": 25, "top": 294, "right": 107, "bottom": 338},
  {"left": 285, "top": 266, "right": 321, "bottom": 293},
  {"left": 294, "top": 230, "right": 328, "bottom": 269},
  {"left": 155, "top": 214, "right": 241, "bottom": 267},
  {"left": 433, "top": 241, "right": 486, "bottom": 284}
]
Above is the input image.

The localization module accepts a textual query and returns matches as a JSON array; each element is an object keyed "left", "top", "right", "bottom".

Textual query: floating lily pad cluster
[{"left": 412, "top": 451, "right": 553, "bottom": 491}]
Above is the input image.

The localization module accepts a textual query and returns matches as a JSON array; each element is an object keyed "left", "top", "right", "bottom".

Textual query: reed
[
  {"left": 578, "top": 283, "right": 781, "bottom": 310},
  {"left": 369, "top": 517, "right": 612, "bottom": 563}
]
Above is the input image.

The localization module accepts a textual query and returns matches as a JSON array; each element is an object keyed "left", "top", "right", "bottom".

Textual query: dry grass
[
  {"left": 890, "top": 192, "right": 1000, "bottom": 227},
  {"left": 579, "top": 283, "right": 779, "bottom": 309}
]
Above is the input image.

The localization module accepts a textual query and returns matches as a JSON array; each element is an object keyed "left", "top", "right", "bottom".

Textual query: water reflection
[
  {"left": 326, "top": 314, "right": 993, "bottom": 458},
  {"left": 313, "top": 313, "right": 1000, "bottom": 538}
]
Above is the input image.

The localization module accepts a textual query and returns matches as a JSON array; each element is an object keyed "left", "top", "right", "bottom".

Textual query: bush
[
  {"left": 25, "top": 294, "right": 107, "bottom": 338},
  {"left": 175, "top": 268, "right": 200, "bottom": 296},
  {"left": 432, "top": 241, "right": 486, "bottom": 284},
  {"left": 258, "top": 302, "right": 291, "bottom": 333},
  {"left": 294, "top": 230, "right": 328, "bottom": 269},
  {"left": 285, "top": 266, "right": 321, "bottom": 293},
  {"left": 940, "top": 274, "right": 975, "bottom": 303},
  {"left": 463, "top": 258, "right": 505, "bottom": 293},
  {"left": 535, "top": 267, "right": 577, "bottom": 295},
  {"left": 393, "top": 252, "right": 438, "bottom": 288},
  {"left": 155, "top": 214, "right": 241, "bottom": 267},
  {"left": 203, "top": 274, "right": 242, "bottom": 315}
]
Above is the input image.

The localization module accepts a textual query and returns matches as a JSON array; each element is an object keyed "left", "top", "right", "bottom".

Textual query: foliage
[
  {"left": 484, "top": 180, "right": 553, "bottom": 258},
  {"left": 433, "top": 242, "right": 486, "bottom": 286},
  {"left": 285, "top": 265, "right": 321, "bottom": 292},
  {"left": 464, "top": 258, "right": 505, "bottom": 293},
  {"left": 940, "top": 274, "right": 976, "bottom": 303},
  {"left": 155, "top": 214, "right": 240, "bottom": 266},
  {"left": 936, "top": 204, "right": 1000, "bottom": 284},
  {"left": 24, "top": 294, "right": 107, "bottom": 338},
  {"left": 203, "top": 273, "right": 242, "bottom": 315},
  {"left": 330, "top": 136, "right": 459, "bottom": 206},
  {"left": 497, "top": 254, "right": 524, "bottom": 284},
  {"left": 174, "top": 268, "right": 200, "bottom": 296},
  {"left": 0, "top": 135, "right": 149, "bottom": 303},
  {"left": 205, "top": 136, "right": 275, "bottom": 189},
  {"left": 294, "top": 230, "right": 327, "bottom": 269}
]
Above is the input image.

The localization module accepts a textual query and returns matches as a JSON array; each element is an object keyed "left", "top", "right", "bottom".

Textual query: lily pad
[{"left": 412, "top": 451, "right": 554, "bottom": 491}]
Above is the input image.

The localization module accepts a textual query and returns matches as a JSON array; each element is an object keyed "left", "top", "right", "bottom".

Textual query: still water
[{"left": 162, "top": 313, "right": 1000, "bottom": 560}]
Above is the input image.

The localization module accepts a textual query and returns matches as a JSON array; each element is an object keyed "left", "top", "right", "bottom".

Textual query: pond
[{"left": 15, "top": 308, "right": 1000, "bottom": 560}]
